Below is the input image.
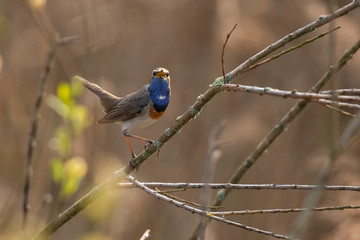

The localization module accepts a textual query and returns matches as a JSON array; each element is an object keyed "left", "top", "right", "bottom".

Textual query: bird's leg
[
  {"left": 125, "top": 133, "right": 154, "bottom": 147},
  {"left": 124, "top": 135, "right": 137, "bottom": 159},
  {"left": 123, "top": 133, "right": 154, "bottom": 157}
]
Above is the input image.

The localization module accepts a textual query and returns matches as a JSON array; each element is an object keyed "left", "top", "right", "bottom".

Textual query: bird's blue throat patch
[{"left": 149, "top": 77, "right": 170, "bottom": 112}]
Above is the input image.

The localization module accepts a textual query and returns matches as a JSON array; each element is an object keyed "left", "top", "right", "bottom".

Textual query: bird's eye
[
  {"left": 165, "top": 73, "right": 169, "bottom": 77},
  {"left": 152, "top": 71, "right": 158, "bottom": 77}
]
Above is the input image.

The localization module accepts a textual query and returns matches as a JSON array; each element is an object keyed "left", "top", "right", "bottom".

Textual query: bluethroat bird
[{"left": 78, "top": 67, "right": 171, "bottom": 158}]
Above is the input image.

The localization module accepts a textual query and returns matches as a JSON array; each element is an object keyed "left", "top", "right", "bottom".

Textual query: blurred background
[{"left": 1, "top": 0, "right": 360, "bottom": 239}]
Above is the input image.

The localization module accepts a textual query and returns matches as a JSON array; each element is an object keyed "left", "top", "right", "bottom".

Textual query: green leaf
[
  {"left": 61, "top": 157, "right": 88, "bottom": 197},
  {"left": 70, "top": 78, "right": 84, "bottom": 98},
  {"left": 50, "top": 157, "right": 64, "bottom": 183},
  {"left": 54, "top": 126, "right": 72, "bottom": 156},
  {"left": 71, "top": 105, "right": 91, "bottom": 134},
  {"left": 46, "top": 94, "right": 71, "bottom": 120},
  {"left": 57, "top": 82, "right": 72, "bottom": 105}
]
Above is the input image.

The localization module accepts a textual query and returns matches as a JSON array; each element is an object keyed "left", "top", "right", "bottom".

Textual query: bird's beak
[{"left": 156, "top": 70, "right": 166, "bottom": 78}]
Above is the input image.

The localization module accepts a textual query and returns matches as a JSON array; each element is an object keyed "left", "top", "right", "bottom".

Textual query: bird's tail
[{"left": 75, "top": 76, "right": 120, "bottom": 113}]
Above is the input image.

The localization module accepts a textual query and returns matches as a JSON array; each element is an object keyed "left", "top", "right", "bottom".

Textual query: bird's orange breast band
[{"left": 149, "top": 105, "right": 164, "bottom": 119}]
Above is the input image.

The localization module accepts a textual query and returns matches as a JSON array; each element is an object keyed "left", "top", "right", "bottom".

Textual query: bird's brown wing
[{"left": 97, "top": 85, "right": 150, "bottom": 123}]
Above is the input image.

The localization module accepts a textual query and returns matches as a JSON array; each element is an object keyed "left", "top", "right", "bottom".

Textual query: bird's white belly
[{"left": 121, "top": 114, "right": 156, "bottom": 133}]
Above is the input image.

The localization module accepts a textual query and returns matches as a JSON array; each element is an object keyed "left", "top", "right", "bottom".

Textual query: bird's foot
[
  {"left": 144, "top": 140, "right": 154, "bottom": 149},
  {"left": 129, "top": 153, "right": 139, "bottom": 171}
]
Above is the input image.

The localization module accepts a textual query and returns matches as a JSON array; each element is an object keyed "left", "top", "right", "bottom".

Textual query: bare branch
[
  {"left": 128, "top": 176, "right": 290, "bottom": 240},
  {"left": 209, "top": 205, "right": 360, "bottom": 216},
  {"left": 220, "top": 84, "right": 360, "bottom": 104},
  {"left": 321, "top": 88, "right": 360, "bottom": 95}
]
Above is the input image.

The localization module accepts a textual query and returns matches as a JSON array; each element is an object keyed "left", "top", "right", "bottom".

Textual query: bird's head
[{"left": 152, "top": 67, "right": 170, "bottom": 83}]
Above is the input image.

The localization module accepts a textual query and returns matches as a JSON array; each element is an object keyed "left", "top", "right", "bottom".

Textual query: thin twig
[
  {"left": 220, "top": 83, "right": 360, "bottom": 115},
  {"left": 116, "top": 182, "right": 360, "bottom": 191},
  {"left": 209, "top": 205, "right": 360, "bottom": 216},
  {"left": 221, "top": 24, "right": 237, "bottom": 84},
  {"left": 128, "top": 176, "right": 290, "bottom": 240},
  {"left": 321, "top": 88, "right": 360, "bottom": 95},
  {"left": 313, "top": 99, "right": 360, "bottom": 110},
  {"left": 243, "top": 26, "right": 341, "bottom": 73},
  {"left": 154, "top": 188, "right": 222, "bottom": 209},
  {"left": 220, "top": 84, "right": 360, "bottom": 104}
]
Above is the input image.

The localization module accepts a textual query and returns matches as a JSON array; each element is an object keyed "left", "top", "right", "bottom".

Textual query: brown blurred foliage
[{"left": 0, "top": 0, "right": 360, "bottom": 239}]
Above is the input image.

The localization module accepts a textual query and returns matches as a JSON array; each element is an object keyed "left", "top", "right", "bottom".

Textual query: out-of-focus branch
[
  {"left": 116, "top": 182, "right": 360, "bottom": 191},
  {"left": 32, "top": 2, "right": 359, "bottom": 239},
  {"left": 199, "top": 121, "right": 226, "bottom": 240},
  {"left": 128, "top": 176, "right": 290, "bottom": 240},
  {"left": 290, "top": 107, "right": 360, "bottom": 239},
  {"left": 23, "top": 36, "right": 79, "bottom": 227}
]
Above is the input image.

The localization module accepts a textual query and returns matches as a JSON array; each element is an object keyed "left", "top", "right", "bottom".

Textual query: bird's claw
[{"left": 144, "top": 140, "right": 154, "bottom": 149}]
